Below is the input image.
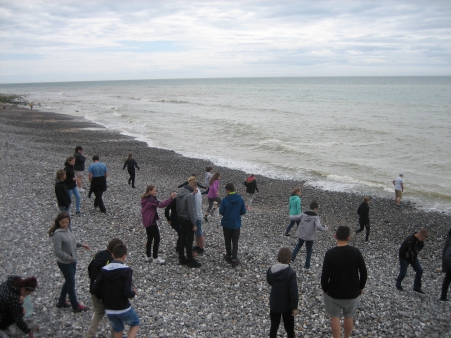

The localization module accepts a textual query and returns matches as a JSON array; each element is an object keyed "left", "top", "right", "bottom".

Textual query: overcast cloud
[{"left": 0, "top": 0, "right": 450, "bottom": 83}]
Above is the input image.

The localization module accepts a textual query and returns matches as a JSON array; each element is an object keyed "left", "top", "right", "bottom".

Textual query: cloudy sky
[{"left": 1, "top": 0, "right": 450, "bottom": 83}]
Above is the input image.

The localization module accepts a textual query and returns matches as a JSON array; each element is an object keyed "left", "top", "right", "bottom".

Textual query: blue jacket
[{"left": 219, "top": 192, "right": 246, "bottom": 229}]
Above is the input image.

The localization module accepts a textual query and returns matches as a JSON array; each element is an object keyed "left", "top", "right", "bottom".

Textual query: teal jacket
[{"left": 288, "top": 195, "right": 301, "bottom": 216}]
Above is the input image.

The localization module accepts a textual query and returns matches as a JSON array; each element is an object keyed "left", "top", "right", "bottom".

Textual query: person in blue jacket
[{"left": 219, "top": 182, "right": 246, "bottom": 267}]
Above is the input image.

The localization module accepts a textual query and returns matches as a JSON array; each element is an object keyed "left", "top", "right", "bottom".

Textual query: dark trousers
[
  {"left": 396, "top": 258, "right": 423, "bottom": 290},
  {"left": 0, "top": 312, "right": 15, "bottom": 330},
  {"left": 356, "top": 223, "right": 370, "bottom": 241},
  {"left": 170, "top": 221, "right": 182, "bottom": 252},
  {"left": 270, "top": 310, "right": 295, "bottom": 338},
  {"left": 441, "top": 270, "right": 451, "bottom": 300},
  {"left": 223, "top": 227, "right": 240, "bottom": 260},
  {"left": 145, "top": 225, "right": 160, "bottom": 259},
  {"left": 57, "top": 261, "right": 78, "bottom": 309},
  {"left": 127, "top": 169, "right": 136, "bottom": 187},
  {"left": 179, "top": 218, "right": 195, "bottom": 261},
  {"left": 93, "top": 187, "right": 106, "bottom": 212}
]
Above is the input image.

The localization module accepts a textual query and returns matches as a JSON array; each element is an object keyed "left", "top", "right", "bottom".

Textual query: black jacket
[
  {"left": 357, "top": 202, "right": 370, "bottom": 226},
  {"left": 244, "top": 178, "right": 259, "bottom": 194},
  {"left": 91, "top": 260, "right": 135, "bottom": 311},
  {"left": 64, "top": 162, "right": 77, "bottom": 190},
  {"left": 165, "top": 198, "right": 180, "bottom": 224},
  {"left": 55, "top": 180, "right": 71, "bottom": 207},
  {"left": 442, "top": 228, "right": 451, "bottom": 273},
  {"left": 399, "top": 233, "right": 424, "bottom": 263},
  {"left": 0, "top": 276, "right": 31, "bottom": 334},
  {"left": 266, "top": 264, "right": 298, "bottom": 313},
  {"left": 74, "top": 152, "right": 86, "bottom": 171},
  {"left": 123, "top": 159, "right": 139, "bottom": 172},
  {"left": 88, "top": 250, "right": 113, "bottom": 292}
]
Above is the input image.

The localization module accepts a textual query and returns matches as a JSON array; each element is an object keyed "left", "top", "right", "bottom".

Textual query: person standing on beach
[
  {"left": 73, "top": 146, "right": 87, "bottom": 192},
  {"left": 395, "top": 229, "right": 427, "bottom": 294},
  {"left": 140, "top": 185, "right": 176, "bottom": 264},
  {"left": 291, "top": 201, "right": 328, "bottom": 269},
  {"left": 204, "top": 167, "right": 213, "bottom": 194},
  {"left": 191, "top": 176, "right": 205, "bottom": 255},
  {"left": 176, "top": 179, "right": 201, "bottom": 268},
  {"left": 355, "top": 197, "right": 370, "bottom": 243},
  {"left": 440, "top": 228, "right": 451, "bottom": 302},
  {"left": 88, "top": 155, "right": 108, "bottom": 213},
  {"left": 284, "top": 188, "right": 302, "bottom": 236},
  {"left": 243, "top": 174, "right": 259, "bottom": 210},
  {"left": 219, "top": 182, "right": 246, "bottom": 268},
  {"left": 321, "top": 226, "right": 367, "bottom": 338},
  {"left": 55, "top": 169, "right": 71, "bottom": 214},
  {"left": 49, "top": 212, "right": 90, "bottom": 313},
  {"left": 122, "top": 153, "right": 139, "bottom": 188},
  {"left": 266, "top": 247, "right": 298, "bottom": 338},
  {"left": 392, "top": 173, "right": 404, "bottom": 208},
  {"left": 164, "top": 197, "right": 182, "bottom": 254},
  {"left": 64, "top": 156, "right": 82, "bottom": 215},
  {"left": 205, "top": 172, "right": 221, "bottom": 222}
]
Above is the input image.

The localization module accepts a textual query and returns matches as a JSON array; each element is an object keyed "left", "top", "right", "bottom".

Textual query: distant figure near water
[
  {"left": 355, "top": 197, "right": 370, "bottom": 243},
  {"left": 243, "top": 174, "right": 259, "bottom": 210},
  {"left": 122, "top": 153, "right": 139, "bottom": 188},
  {"left": 392, "top": 173, "right": 404, "bottom": 208}
]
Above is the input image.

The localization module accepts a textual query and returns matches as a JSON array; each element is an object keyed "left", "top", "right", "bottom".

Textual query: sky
[{"left": 0, "top": 0, "right": 450, "bottom": 83}]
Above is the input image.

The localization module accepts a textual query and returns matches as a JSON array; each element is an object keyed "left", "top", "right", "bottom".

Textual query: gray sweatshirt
[
  {"left": 295, "top": 210, "right": 328, "bottom": 241},
  {"left": 176, "top": 185, "right": 197, "bottom": 225},
  {"left": 52, "top": 228, "right": 82, "bottom": 263}
]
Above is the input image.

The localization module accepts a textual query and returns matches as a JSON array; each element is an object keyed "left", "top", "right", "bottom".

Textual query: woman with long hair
[
  {"left": 48, "top": 212, "right": 90, "bottom": 312},
  {"left": 204, "top": 172, "right": 221, "bottom": 222}
]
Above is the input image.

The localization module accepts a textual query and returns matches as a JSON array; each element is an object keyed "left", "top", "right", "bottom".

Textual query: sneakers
[
  {"left": 284, "top": 233, "right": 291, "bottom": 236},
  {"left": 232, "top": 258, "right": 240, "bottom": 268},
  {"left": 187, "top": 260, "right": 202, "bottom": 268},
  {"left": 204, "top": 215, "right": 209, "bottom": 223},
  {"left": 73, "top": 304, "right": 88, "bottom": 313},
  {"left": 75, "top": 211, "right": 82, "bottom": 215},
  {"left": 144, "top": 257, "right": 152, "bottom": 262},
  {"left": 223, "top": 254, "right": 232, "bottom": 264},
  {"left": 56, "top": 301, "right": 71, "bottom": 308},
  {"left": 396, "top": 285, "right": 403, "bottom": 291},
  {"left": 438, "top": 298, "right": 449, "bottom": 302},
  {"left": 413, "top": 289, "right": 426, "bottom": 295},
  {"left": 79, "top": 188, "right": 85, "bottom": 192},
  {"left": 179, "top": 258, "right": 188, "bottom": 265},
  {"left": 154, "top": 257, "right": 165, "bottom": 264},
  {"left": 193, "top": 246, "right": 200, "bottom": 252},
  {"left": 196, "top": 248, "right": 205, "bottom": 255}
]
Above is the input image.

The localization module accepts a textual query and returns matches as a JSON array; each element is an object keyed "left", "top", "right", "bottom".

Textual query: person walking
[
  {"left": 321, "top": 226, "right": 367, "bottom": 338},
  {"left": 291, "top": 201, "right": 328, "bottom": 269},
  {"left": 266, "top": 247, "right": 298, "bottom": 338},
  {"left": 203, "top": 167, "right": 213, "bottom": 195},
  {"left": 243, "top": 174, "right": 259, "bottom": 210},
  {"left": 219, "top": 183, "right": 246, "bottom": 268},
  {"left": 88, "top": 155, "right": 108, "bottom": 213},
  {"left": 48, "top": 212, "right": 90, "bottom": 313},
  {"left": 64, "top": 156, "right": 82, "bottom": 215},
  {"left": 122, "top": 153, "right": 139, "bottom": 188},
  {"left": 439, "top": 228, "right": 451, "bottom": 302},
  {"left": 204, "top": 172, "right": 221, "bottom": 222},
  {"left": 284, "top": 188, "right": 302, "bottom": 236},
  {"left": 395, "top": 229, "right": 428, "bottom": 294},
  {"left": 55, "top": 169, "right": 71, "bottom": 214},
  {"left": 164, "top": 197, "right": 182, "bottom": 254},
  {"left": 355, "top": 197, "right": 370, "bottom": 242},
  {"left": 392, "top": 173, "right": 404, "bottom": 208},
  {"left": 73, "top": 146, "right": 87, "bottom": 192}
]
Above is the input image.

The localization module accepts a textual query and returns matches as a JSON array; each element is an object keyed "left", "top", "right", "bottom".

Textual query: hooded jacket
[
  {"left": 399, "top": 232, "right": 425, "bottom": 263},
  {"left": 266, "top": 264, "right": 298, "bottom": 313},
  {"left": 91, "top": 260, "right": 135, "bottom": 313},
  {"left": 55, "top": 179, "right": 71, "bottom": 208},
  {"left": 288, "top": 195, "right": 301, "bottom": 216},
  {"left": 141, "top": 195, "right": 173, "bottom": 228},
  {"left": 165, "top": 198, "right": 180, "bottom": 224},
  {"left": 73, "top": 151, "right": 86, "bottom": 171},
  {"left": 357, "top": 201, "right": 370, "bottom": 226},
  {"left": 442, "top": 228, "right": 451, "bottom": 273},
  {"left": 52, "top": 228, "right": 82, "bottom": 264},
  {"left": 176, "top": 185, "right": 197, "bottom": 225},
  {"left": 64, "top": 161, "right": 77, "bottom": 190},
  {"left": 244, "top": 177, "right": 259, "bottom": 194},
  {"left": 0, "top": 276, "right": 32, "bottom": 334},
  {"left": 88, "top": 249, "right": 113, "bottom": 292},
  {"left": 295, "top": 210, "right": 328, "bottom": 241},
  {"left": 219, "top": 192, "right": 246, "bottom": 229}
]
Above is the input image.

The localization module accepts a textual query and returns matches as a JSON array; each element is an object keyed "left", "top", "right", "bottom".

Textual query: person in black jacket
[
  {"left": 243, "top": 174, "right": 259, "bottom": 210},
  {"left": 92, "top": 243, "right": 139, "bottom": 338},
  {"left": 65, "top": 157, "right": 81, "bottom": 214},
  {"left": 85, "top": 238, "right": 123, "bottom": 338},
  {"left": 266, "top": 247, "right": 298, "bottom": 338},
  {"left": 164, "top": 198, "right": 182, "bottom": 253},
  {"left": 55, "top": 169, "right": 71, "bottom": 213},
  {"left": 440, "top": 228, "right": 451, "bottom": 302},
  {"left": 396, "top": 229, "right": 427, "bottom": 294},
  {"left": 122, "top": 153, "right": 139, "bottom": 188},
  {"left": 355, "top": 197, "right": 370, "bottom": 242},
  {"left": 73, "top": 146, "right": 87, "bottom": 192}
]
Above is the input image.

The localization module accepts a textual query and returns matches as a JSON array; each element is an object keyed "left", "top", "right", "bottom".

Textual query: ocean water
[{"left": 1, "top": 77, "right": 451, "bottom": 212}]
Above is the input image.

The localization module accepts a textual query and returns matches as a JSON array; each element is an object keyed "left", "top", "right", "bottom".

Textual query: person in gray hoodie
[
  {"left": 266, "top": 247, "right": 298, "bottom": 338},
  {"left": 48, "top": 212, "right": 90, "bottom": 312},
  {"left": 440, "top": 228, "right": 451, "bottom": 302},
  {"left": 291, "top": 201, "right": 328, "bottom": 269}
]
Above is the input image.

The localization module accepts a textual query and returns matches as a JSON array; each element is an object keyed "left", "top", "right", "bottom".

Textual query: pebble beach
[{"left": 0, "top": 106, "right": 450, "bottom": 337}]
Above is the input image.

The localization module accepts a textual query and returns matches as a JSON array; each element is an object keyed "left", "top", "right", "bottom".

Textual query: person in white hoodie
[{"left": 291, "top": 201, "right": 328, "bottom": 269}]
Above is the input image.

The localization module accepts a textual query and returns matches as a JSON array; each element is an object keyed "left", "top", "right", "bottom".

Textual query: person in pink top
[
  {"left": 141, "top": 185, "right": 177, "bottom": 264},
  {"left": 204, "top": 172, "right": 221, "bottom": 222}
]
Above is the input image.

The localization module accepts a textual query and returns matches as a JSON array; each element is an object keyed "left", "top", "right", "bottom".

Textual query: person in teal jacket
[
  {"left": 219, "top": 183, "right": 246, "bottom": 267},
  {"left": 284, "top": 188, "right": 302, "bottom": 236}
]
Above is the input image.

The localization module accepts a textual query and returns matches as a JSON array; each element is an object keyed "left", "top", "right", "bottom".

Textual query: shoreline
[{"left": 1, "top": 106, "right": 450, "bottom": 337}]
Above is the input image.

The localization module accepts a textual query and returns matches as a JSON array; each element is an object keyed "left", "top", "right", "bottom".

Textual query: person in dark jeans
[
  {"left": 396, "top": 229, "right": 427, "bottom": 294},
  {"left": 219, "top": 182, "right": 246, "bottom": 267},
  {"left": 355, "top": 197, "right": 370, "bottom": 242},
  {"left": 122, "top": 153, "right": 140, "bottom": 188},
  {"left": 440, "top": 228, "right": 451, "bottom": 302},
  {"left": 88, "top": 155, "right": 108, "bottom": 213},
  {"left": 164, "top": 197, "right": 182, "bottom": 253}
]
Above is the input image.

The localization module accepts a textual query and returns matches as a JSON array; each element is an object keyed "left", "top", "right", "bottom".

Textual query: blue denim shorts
[
  {"left": 195, "top": 219, "right": 203, "bottom": 236},
  {"left": 107, "top": 307, "right": 140, "bottom": 332},
  {"left": 324, "top": 294, "right": 360, "bottom": 318}
]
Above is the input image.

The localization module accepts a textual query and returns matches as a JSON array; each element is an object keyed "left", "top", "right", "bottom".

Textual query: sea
[{"left": 1, "top": 77, "right": 450, "bottom": 213}]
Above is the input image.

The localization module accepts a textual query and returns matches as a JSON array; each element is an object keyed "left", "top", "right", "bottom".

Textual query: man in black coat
[{"left": 355, "top": 197, "right": 370, "bottom": 242}]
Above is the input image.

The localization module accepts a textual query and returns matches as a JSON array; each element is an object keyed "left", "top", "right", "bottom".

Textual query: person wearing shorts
[
  {"left": 392, "top": 173, "right": 404, "bottom": 207},
  {"left": 321, "top": 226, "right": 367, "bottom": 338}
]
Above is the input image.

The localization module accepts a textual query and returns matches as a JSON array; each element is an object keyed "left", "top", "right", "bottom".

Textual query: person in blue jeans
[
  {"left": 291, "top": 201, "right": 328, "bottom": 269},
  {"left": 49, "top": 212, "right": 90, "bottom": 313},
  {"left": 65, "top": 156, "right": 82, "bottom": 214},
  {"left": 396, "top": 229, "right": 428, "bottom": 294}
]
